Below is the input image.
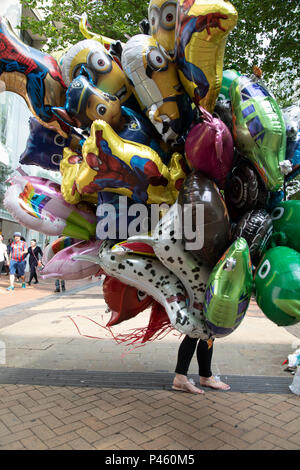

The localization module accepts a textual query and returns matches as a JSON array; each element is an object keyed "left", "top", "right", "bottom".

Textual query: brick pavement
[
  {"left": 0, "top": 383, "right": 299, "bottom": 450},
  {"left": 0, "top": 274, "right": 299, "bottom": 451}
]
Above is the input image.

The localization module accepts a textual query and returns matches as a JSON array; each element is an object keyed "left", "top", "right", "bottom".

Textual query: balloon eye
[
  {"left": 147, "top": 48, "right": 167, "bottom": 70},
  {"left": 73, "top": 65, "right": 96, "bottom": 83},
  {"left": 258, "top": 259, "right": 271, "bottom": 279},
  {"left": 97, "top": 104, "right": 107, "bottom": 116},
  {"left": 161, "top": 3, "right": 177, "bottom": 29},
  {"left": 54, "top": 134, "right": 65, "bottom": 146},
  {"left": 51, "top": 154, "right": 62, "bottom": 165},
  {"left": 271, "top": 207, "right": 284, "bottom": 220},
  {"left": 149, "top": 7, "right": 160, "bottom": 33},
  {"left": 137, "top": 290, "right": 147, "bottom": 301},
  {"left": 88, "top": 51, "right": 112, "bottom": 74}
]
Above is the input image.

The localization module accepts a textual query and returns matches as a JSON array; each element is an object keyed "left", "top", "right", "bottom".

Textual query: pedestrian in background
[
  {"left": 7, "top": 232, "right": 28, "bottom": 291},
  {"left": 27, "top": 239, "right": 43, "bottom": 285},
  {"left": 5, "top": 238, "right": 13, "bottom": 275},
  {"left": 0, "top": 234, "right": 8, "bottom": 276},
  {"left": 54, "top": 279, "right": 66, "bottom": 293}
]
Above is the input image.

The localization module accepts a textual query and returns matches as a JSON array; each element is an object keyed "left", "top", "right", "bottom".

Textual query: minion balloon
[
  {"left": 148, "top": 0, "right": 178, "bottom": 59},
  {"left": 60, "top": 39, "right": 136, "bottom": 110},
  {"left": 121, "top": 33, "right": 193, "bottom": 145}
]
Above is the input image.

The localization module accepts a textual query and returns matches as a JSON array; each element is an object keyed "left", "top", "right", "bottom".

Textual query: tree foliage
[{"left": 19, "top": 0, "right": 299, "bottom": 105}]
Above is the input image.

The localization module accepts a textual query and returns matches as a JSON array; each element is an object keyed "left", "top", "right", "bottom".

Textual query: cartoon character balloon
[
  {"left": 203, "top": 237, "right": 253, "bottom": 337},
  {"left": 103, "top": 275, "right": 153, "bottom": 327},
  {"left": 60, "top": 119, "right": 187, "bottom": 205},
  {"left": 60, "top": 39, "right": 136, "bottom": 110},
  {"left": 121, "top": 33, "right": 194, "bottom": 145},
  {"left": 0, "top": 16, "right": 68, "bottom": 137},
  {"left": 174, "top": 0, "right": 238, "bottom": 112},
  {"left": 230, "top": 74, "right": 287, "bottom": 191},
  {"left": 148, "top": 0, "right": 178, "bottom": 59},
  {"left": 254, "top": 247, "right": 300, "bottom": 326},
  {"left": 270, "top": 201, "right": 300, "bottom": 253},
  {"left": 19, "top": 117, "right": 81, "bottom": 171}
]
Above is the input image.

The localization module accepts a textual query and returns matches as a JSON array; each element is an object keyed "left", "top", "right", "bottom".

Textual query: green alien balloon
[
  {"left": 230, "top": 75, "right": 286, "bottom": 191},
  {"left": 254, "top": 246, "right": 300, "bottom": 326},
  {"left": 203, "top": 237, "right": 253, "bottom": 338},
  {"left": 270, "top": 200, "right": 300, "bottom": 253}
]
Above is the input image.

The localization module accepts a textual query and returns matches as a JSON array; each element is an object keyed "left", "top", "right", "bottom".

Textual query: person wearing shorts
[{"left": 7, "top": 232, "right": 28, "bottom": 291}]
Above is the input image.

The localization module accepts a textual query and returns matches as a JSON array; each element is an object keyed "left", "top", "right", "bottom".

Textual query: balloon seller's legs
[
  {"left": 196, "top": 339, "right": 213, "bottom": 378},
  {"left": 198, "top": 340, "right": 231, "bottom": 391},
  {"left": 175, "top": 335, "right": 198, "bottom": 376},
  {"left": 173, "top": 336, "right": 204, "bottom": 394}
]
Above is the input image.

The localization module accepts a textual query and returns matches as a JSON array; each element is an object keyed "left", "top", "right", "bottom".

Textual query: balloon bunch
[{"left": 1, "top": 0, "right": 299, "bottom": 343}]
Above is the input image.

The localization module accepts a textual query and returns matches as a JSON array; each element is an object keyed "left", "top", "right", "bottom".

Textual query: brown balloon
[{"left": 178, "top": 170, "right": 231, "bottom": 267}]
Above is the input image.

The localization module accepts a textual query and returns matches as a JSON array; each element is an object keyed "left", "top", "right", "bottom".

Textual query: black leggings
[
  {"left": 28, "top": 263, "right": 38, "bottom": 283},
  {"left": 175, "top": 336, "right": 213, "bottom": 378}
]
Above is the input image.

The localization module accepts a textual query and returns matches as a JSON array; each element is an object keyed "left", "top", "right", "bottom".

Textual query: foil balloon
[
  {"left": 52, "top": 70, "right": 123, "bottom": 130},
  {"left": 60, "top": 38, "right": 136, "bottom": 110},
  {"left": 121, "top": 33, "right": 194, "bottom": 144},
  {"left": 60, "top": 119, "right": 187, "bottom": 205},
  {"left": 55, "top": 70, "right": 169, "bottom": 162},
  {"left": 75, "top": 240, "right": 212, "bottom": 339},
  {"left": 19, "top": 117, "right": 81, "bottom": 171},
  {"left": 224, "top": 156, "right": 269, "bottom": 221},
  {"left": 148, "top": 0, "right": 177, "bottom": 59},
  {"left": 41, "top": 240, "right": 103, "bottom": 280},
  {"left": 174, "top": 0, "right": 238, "bottom": 112},
  {"left": 103, "top": 275, "right": 153, "bottom": 327},
  {"left": 232, "top": 209, "right": 273, "bottom": 266},
  {"left": 270, "top": 201, "right": 300, "bottom": 253},
  {"left": 184, "top": 106, "right": 234, "bottom": 188},
  {"left": 203, "top": 237, "right": 253, "bottom": 337},
  {"left": 254, "top": 247, "right": 300, "bottom": 326},
  {"left": 213, "top": 99, "right": 233, "bottom": 135},
  {"left": 42, "top": 236, "right": 75, "bottom": 266},
  {"left": 96, "top": 192, "right": 151, "bottom": 242},
  {"left": 0, "top": 16, "right": 69, "bottom": 137},
  {"left": 230, "top": 74, "right": 287, "bottom": 191},
  {"left": 218, "top": 69, "right": 241, "bottom": 101},
  {"left": 113, "top": 201, "right": 211, "bottom": 308},
  {"left": 4, "top": 173, "right": 96, "bottom": 240},
  {"left": 178, "top": 170, "right": 231, "bottom": 267},
  {"left": 78, "top": 13, "right": 124, "bottom": 54}
]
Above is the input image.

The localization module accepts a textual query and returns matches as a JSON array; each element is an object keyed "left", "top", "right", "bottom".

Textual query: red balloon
[{"left": 103, "top": 276, "right": 153, "bottom": 326}]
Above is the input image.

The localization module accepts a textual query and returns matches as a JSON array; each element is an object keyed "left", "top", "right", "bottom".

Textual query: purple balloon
[{"left": 185, "top": 107, "right": 234, "bottom": 189}]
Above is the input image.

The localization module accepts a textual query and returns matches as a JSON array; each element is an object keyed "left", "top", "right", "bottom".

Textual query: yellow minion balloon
[
  {"left": 148, "top": 0, "right": 178, "bottom": 59},
  {"left": 121, "top": 34, "right": 193, "bottom": 145},
  {"left": 175, "top": 0, "right": 238, "bottom": 113},
  {"left": 60, "top": 39, "right": 134, "bottom": 107}
]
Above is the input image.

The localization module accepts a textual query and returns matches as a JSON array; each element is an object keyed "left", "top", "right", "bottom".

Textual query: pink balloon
[
  {"left": 41, "top": 240, "right": 103, "bottom": 280},
  {"left": 185, "top": 107, "right": 234, "bottom": 189}
]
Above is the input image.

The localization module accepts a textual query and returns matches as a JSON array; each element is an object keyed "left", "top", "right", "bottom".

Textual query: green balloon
[
  {"left": 270, "top": 200, "right": 300, "bottom": 253},
  {"left": 254, "top": 246, "right": 300, "bottom": 326},
  {"left": 218, "top": 69, "right": 241, "bottom": 101},
  {"left": 204, "top": 238, "right": 253, "bottom": 337},
  {"left": 230, "top": 75, "right": 286, "bottom": 191}
]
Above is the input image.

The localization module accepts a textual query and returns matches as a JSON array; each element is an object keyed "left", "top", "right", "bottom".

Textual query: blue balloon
[{"left": 19, "top": 117, "right": 73, "bottom": 171}]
